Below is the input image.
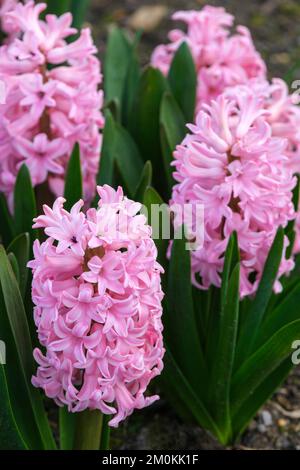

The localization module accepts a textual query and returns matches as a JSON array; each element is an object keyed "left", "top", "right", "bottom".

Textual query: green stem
[
  {"left": 73, "top": 410, "right": 103, "bottom": 450},
  {"left": 100, "top": 414, "right": 111, "bottom": 450}
]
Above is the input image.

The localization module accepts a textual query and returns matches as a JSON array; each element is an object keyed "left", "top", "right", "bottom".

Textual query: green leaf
[
  {"left": 166, "top": 236, "right": 206, "bottom": 397},
  {"left": 220, "top": 232, "right": 239, "bottom": 310},
  {"left": 160, "top": 92, "right": 186, "bottom": 195},
  {"left": 122, "top": 34, "right": 141, "bottom": 127},
  {"left": 0, "top": 366, "right": 28, "bottom": 450},
  {"left": 14, "top": 164, "right": 37, "bottom": 242},
  {"left": 130, "top": 67, "right": 169, "bottom": 193},
  {"left": 104, "top": 28, "right": 132, "bottom": 114},
  {"left": 231, "top": 319, "right": 300, "bottom": 415},
  {"left": 114, "top": 124, "right": 144, "bottom": 198},
  {"left": 161, "top": 350, "right": 222, "bottom": 442},
  {"left": 95, "top": 110, "right": 116, "bottom": 192},
  {"left": 0, "top": 193, "right": 15, "bottom": 247},
  {"left": 209, "top": 263, "right": 240, "bottom": 443},
  {"left": 204, "top": 233, "right": 238, "bottom": 370},
  {"left": 0, "top": 246, "right": 56, "bottom": 450},
  {"left": 64, "top": 143, "right": 83, "bottom": 211},
  {"left": 255, "top": 280, "right": 300, "bottom": 348},
  {"left": 134, "top": 161, "right": 152, "bottom": 203},
  {"left": 235, "top": 227, "right": 284, "bottom": 369},
  {"left": 70, "top": 0, "right": 90, "bottom": 29},
  {"left": 45, "top": 0, "right": 71, "bottom": 15},
  {"left": 104, "top": 98, "right": 121, "bottom": 123},
  {"left": 7, "top": 233, "right": 30, "bottom": 299},
  {"left": 168, "top": 42, "right": 197, "bottom": 123},
  {"left": 0, "top": 286, "right": 43, "bottom": 449},
  {"left": 142, "top": 187, "right": 169, "bottom": 269},
  {"left": 7, "top": 253, "right": 20, "bottom": 284},
  {"left": 231, "top": 358, "right": 292, "bottom": 442},
  {"left": 59, "top": 407, "right": 77, "bottom": 450}
]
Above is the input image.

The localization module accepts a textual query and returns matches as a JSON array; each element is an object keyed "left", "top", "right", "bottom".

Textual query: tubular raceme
[
  {"left": 171, "top": 86, "right": 296, "bottom": 297},
  {"left": 28, "top": 185, "right": 165, "bottom": 427},
  {"left": 0, "top": 1, "right": 104, "bottom": 207}
]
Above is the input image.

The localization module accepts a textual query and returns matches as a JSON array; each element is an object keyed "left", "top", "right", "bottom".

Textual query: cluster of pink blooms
[
  {"left": 171, "top": 86, "right": 297, "bottom": 297},
  {"left": 151, "top": 6, "right": 266, "bottom": 112},
  {"left": 152, "top": 5, "right": 300, "bottom": 296},
  {"left": 28, "top": 185, "right": 165, "bottom": 427},
  {"left": 0, "top": 1, "right": 104, "bottom": 207}
]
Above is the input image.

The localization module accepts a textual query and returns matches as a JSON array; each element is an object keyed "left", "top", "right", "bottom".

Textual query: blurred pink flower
[
  {"left": 171, "top": 86, "right": 296, "bottom": 297},
  {"left": 0, "top": 1, "right": 104, "bottom": 207},
  {"left": 151, "top": 6, "right": 266, "bottom": 113},
  {"left": 0, "top": 0, "right": 18, "bottom": 35},
  {"left": 28, "top": 185, "right": 165, "bottom": 427}
]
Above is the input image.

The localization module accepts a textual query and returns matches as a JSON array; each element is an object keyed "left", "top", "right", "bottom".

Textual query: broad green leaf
[
  {"left": 0, "top": 270, "right": 45, "bottom": 449},
  {"left": 168, "top": 42, "right": 197, "bottom": 122},
  {"left": 255, "top": 280, "right": 300, "bottom": 348},
  {"left": 0, "top": 193, "right": 15, "bottom": 247},
  {"left": 95, "top": 110, "right": 116, "bottom": 192},
  {"left": 220, "top": 232, "right": 239, "bottom": 310},
  {"left": 64, "top": 143, "right": 83, "bottom": 211},
  {"left": 231, "top": 358, "right": 292, "bottom": 442},
  {"left": 0, "top": 366, "right": 28, "bottom": 450},
  {"left": 231, "top": 319, "right": 300, "bottom": 415},
  {"left": 161, "top": 350, "right": 222, "bottom": 443},
  {"left": 104, "top": 28, "right": 132, "bottom": 113},
  {"left": 130, "top": 67, "right": 169, "bottom": 193},
  {"left": 204, "top": 233, "right": 238, "bottom": 367},
  {"left": 166, "top": 236, "right": 206, "bottom": 397},
  {"left": 7, "top": 253, "right": 20, "bottom": 284},
  {"left": 192, "top": 286, "right": 209, "bottom": 348},
  {"left": 0, "top": 246, "right": 56, "bottom": 449},
  {"left": 114, "top": 124, "right": 144, "bottom": 198},
  {"left": 235, "top": 227, "right": 284, "bottom": 369},
  {"left": 208, "top": 263, "right": 240, "bottom": 443},
  {"left": 7, "top": 233, "right": 30, "bottom": 299},
  {"left": 104, "top": 98, "right": 121, "bottom": 123},
  {"left": 134, "top": 161, "right": 152, "bottom": 203},
  {"left": 122, "top": 35, "right": 141, "bottom": 127},
  {"left": 70, "top": 0, "right": 90, "bottom": 29},
  {"left": 59, "top": 407, "right": 77, "bottom": 450},
  {"left": 45, "top": 0, "right": 71, "bottom": 15},
  {"left": 142, "top": 187, "right": 169, "bottom": 270},
  {"left": 14, "top": 164, "right": 37, "bottom": 242},
  {"left": 160, "top": 92, "right": 186, "bottom": 195}
]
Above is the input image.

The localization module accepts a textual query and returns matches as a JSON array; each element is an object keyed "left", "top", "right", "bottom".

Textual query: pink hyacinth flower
[
  {"left": 171, "top": 86, "right": 296, "bottom": 298},
  {"left": 28, "top": 185, "right": 165, "bottom": 427},
  {"left": 0, "top": 1, "right": 104, "bottom": 206},
  {"left": 151, "top": 6, "right": 266, "bottom": 113}
]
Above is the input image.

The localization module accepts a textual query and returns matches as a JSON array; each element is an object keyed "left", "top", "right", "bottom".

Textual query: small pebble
[
  {"left": 258, "top": 424, "right": 266, "bottom": 433},
  {"left": 128, "top": 6, "right": 168, "bottom": 32},
  {"left": 277, "top": 418, "right": 288, "bottom": 428},
  {"left": 261, "top": 411, "right": 273, "bottom": 427}
]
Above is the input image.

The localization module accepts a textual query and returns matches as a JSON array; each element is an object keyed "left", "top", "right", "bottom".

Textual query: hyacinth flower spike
[{"left": 28, "top": 184, "right": 165, "bottom": 449}]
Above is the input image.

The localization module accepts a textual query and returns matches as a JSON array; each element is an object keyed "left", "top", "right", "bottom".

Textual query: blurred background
[{"left": 88, "top": 0, "right": 300, "bottom": 80}]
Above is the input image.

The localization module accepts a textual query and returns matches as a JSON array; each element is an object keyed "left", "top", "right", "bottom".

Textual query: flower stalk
[{"left": 73, "top": 410, "right": 103, "bottom": 450}]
